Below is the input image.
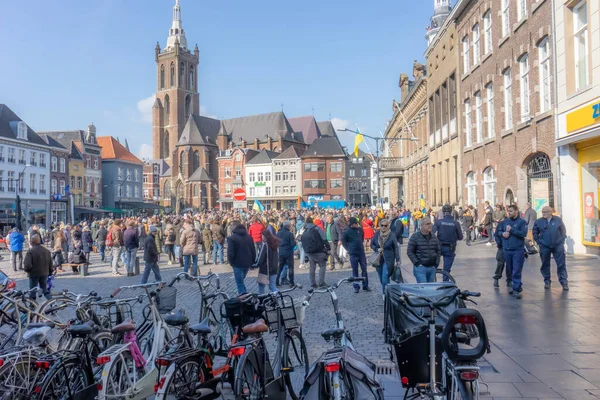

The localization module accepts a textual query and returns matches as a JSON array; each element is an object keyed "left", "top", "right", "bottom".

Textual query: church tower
[
  {"left": 152, "top": 0, "right": 200, "bottom": 162},
  {"left": 425, "top": 0, "right": 452, "bottom": 44}
]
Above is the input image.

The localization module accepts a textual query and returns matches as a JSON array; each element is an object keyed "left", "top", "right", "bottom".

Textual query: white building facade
[
  {"left": 245, "top": 150, "right": 275, "bottom": 210},
  {"left": 272, "top": 147, "right": 302, "bottom": 209}
]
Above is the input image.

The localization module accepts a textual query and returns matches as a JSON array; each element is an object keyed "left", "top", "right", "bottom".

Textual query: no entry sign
[{"left": 233, "top": 188, "right": 246, "bottom": 201}]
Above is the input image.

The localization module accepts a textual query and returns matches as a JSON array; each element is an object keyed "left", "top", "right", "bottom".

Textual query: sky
[{"left": 1, "top": 0, "right": 435, "bottom": 159}]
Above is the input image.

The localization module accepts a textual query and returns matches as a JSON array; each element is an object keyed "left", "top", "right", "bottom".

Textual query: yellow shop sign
[{"left": 566, "top": 100, "right": 600, "bottom": 133}]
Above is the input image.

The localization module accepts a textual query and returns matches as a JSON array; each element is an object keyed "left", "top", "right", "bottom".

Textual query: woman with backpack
[
  {"left": 81, "top": 226, "right": 94, "bottom": 265},
  {"left": 52, "top": 230, "right": 67, "bottom": 272},
  {"left": 69, "top": 230, "right": 86, "bottom": 275},
  {"left": 255, "top": 230, "right": 280, "bottom": 294},
  {"left": 164, "top": 224, "right": 177, "bottom": 265}
]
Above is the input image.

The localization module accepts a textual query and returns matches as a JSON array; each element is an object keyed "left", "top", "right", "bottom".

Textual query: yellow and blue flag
[
  {"left": 253, "top": 200, "right": 265, "bottom": 212},
  {"left": 353, "top": 127, "right": 363, "bottom": 157}
]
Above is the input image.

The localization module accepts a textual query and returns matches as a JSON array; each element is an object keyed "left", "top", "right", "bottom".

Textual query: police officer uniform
[{"left": 433, "top": 205, "right": 464, "bottom": 280}]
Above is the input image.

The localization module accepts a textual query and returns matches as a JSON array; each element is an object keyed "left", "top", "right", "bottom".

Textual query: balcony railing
[
  {"left": 379, "top": 157, "right": 403, "bottom": 171},
  {"left": 8, "top": 158, "right": 15, "bottom": 163},
  {"left": 39, "top": 189, "right": 47, "bottom": 194},
  {"left": 18, "top": 159, "right": 26, "bottom": 165}
]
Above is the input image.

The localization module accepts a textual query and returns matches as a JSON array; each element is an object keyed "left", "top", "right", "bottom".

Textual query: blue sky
[{"left": 1, "top": 0, "right": 434, "bottom": 158}]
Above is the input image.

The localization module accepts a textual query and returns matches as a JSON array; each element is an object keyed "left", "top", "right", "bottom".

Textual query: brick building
[
  {"left": 38, "top": 134, "right": 70, "bottom": 224},
  {"left": 455, "top": 0, "right": 557, "bottom": 215},
  {"left": 216, "top": 147, "right": 259, "bottom": 210},
  {"left": 301, "top": 136, "right": 347, "bottom": 202}
]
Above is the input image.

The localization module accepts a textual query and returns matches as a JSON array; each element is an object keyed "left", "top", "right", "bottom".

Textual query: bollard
[
  {"left": 135, "top": 257, "right": 140, "bottom": 275},
  {"left": 79, "top": 263, "right": 89, "bottom": 277}
]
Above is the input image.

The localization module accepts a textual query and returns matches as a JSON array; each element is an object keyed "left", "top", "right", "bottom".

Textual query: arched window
[
  {"left": 467, "top": 171, "right": 477, "bottom": 207},
  {"left": 164, "top": 94, "right": 170, "bottom": 124},
  {"left": 170, "top": 62, "right": 175, "bottom": 87},
  {"left": 526, "top": 152, "right": 553, "bottom": 208},
  {"left": 163, "top": 180, "right": 171, "bottom": 197},
  {"left": 163, "top": 131, "right": 170, "bottom": 159},
  {"left": 193, "top": 150, "right": 200, "bottom": 172},
  {"left": 193, "top": 184, "right": 199, "bottom": 197},
  {"left": 204, "top": 150, "right": 211, "bottom": 176},
  {"left": 160, "top": 65, "right": 165, "bottom": 89},
  {"left": 483, "top": 167, "right": 496, "bottom": 204},
  {"left": 179, "top": 151, "right": 187, "bottom": 174},
  {"left": 185, "top": 95, "right": 191, "bottom": 119},
  {"left": 189, "top": 65, "right": 194, "bottom": 90},
  {"left": 180, "top": 62, "right": 185, "bottom": 88}
]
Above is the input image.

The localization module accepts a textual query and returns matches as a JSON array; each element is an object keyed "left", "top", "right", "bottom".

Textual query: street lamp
[
  {"left": 337, "top": 128, "right": 417, "bottom": 207},
  {"left": 15, "top": 164, "right": 32, "bottom": 231}
]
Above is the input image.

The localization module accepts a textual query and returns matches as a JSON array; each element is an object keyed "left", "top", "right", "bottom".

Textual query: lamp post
[
  {"left": 15, "top": 164, "right": 32, "bottom": 231},
  {"left": 337, "top": 128, "right": 417, "bottom": 208}
]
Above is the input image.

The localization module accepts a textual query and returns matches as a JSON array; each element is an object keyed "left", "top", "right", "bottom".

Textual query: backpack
[
  {"left": 301, "top": 226, "right": 325, "bottom": 254},
  {"left": 106, "top": 229, "right": 114, "bottom": 247},
  {"left": 72, "top": 243, "right": 87, "bottom": 264}
]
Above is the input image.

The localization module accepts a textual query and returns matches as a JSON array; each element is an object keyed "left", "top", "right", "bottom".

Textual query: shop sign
[
  {"left": 584, "top": 192, "right": 595, "bottom": 219},
  {"left": 566, "top": 101, "right": 600, "bottom": 134},
  {"left": 531, "top": 179, "right": 550, "bottom": 214},
  {"left": 254, "top": 182, "right": 266, "bottom": 187},
  {"left": 308, "top": 195, "right": 323, "bottom": 201}
]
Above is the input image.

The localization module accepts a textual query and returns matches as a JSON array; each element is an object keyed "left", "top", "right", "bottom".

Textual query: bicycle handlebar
[
  {"left": 94, "top": 295, "right": 144, "bottom": 307},
  {"left": 110, "top": 281, "right": 167, "bottom": 298},
  {"left": 169, "top": 271, "right": 220, "bottom": 289},
  {"left": 402, "top": 289, "right": 480, "bottom": 309}
]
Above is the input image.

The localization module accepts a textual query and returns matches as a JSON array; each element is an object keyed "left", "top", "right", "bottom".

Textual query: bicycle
[
  {"left": 230, "top": 285, "right": 309, "bottom": 400},
  {"left": 397, "top": 286, "right": 489, "bottom": 400},
  {"left": 299, "top": 276, "right": 384, "bottom": 400}
]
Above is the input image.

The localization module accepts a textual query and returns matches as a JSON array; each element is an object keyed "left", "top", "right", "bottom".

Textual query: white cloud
[
  {"left": 331, "top": 117, "right": 350, "bottom": 131},
  {"left": 136, "top": 94, "right": 156, "bottom": 124},
  {"left": 137, "top": 143, "right": 153, "bottom": 161},
  {"left": 200, "top": 105, "right": 217, "bottom": 119}
]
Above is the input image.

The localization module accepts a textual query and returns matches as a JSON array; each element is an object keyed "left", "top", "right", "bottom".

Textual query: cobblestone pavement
[{"left": 2, "top": 240, "right": 600, "bottom": 399}]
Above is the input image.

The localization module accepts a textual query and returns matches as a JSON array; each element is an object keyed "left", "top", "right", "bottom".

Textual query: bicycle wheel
[
  {"left": 101, "top": 349, "right": 144, "bottom": 398},
  {"left": 435, "top": 269, "right": 456, "bottom": 283},
  {"left": 35, "top": 297, "right": 76, "bottom": 324},
  {"left": 36, "top": 359, "right": 90, "bottom": 400},
  {"left": 0, "top": 353, "right": 44, "bottom": 398},
  {"left": 283, "top": 329, "right": 309, "bottom": 400},
  {"left": 0, "top": 327, "right": 18, "bottom": 350},
  {"left": 233, "top": 348, "right": 264, "bottom": 400},
  {"left": 159, "top": 357, "right": 206, "bottom": 399}
]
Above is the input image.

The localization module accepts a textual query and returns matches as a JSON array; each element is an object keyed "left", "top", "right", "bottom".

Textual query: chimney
[{"left": 399, "top": 73, "right": 409, "bottom": 102}]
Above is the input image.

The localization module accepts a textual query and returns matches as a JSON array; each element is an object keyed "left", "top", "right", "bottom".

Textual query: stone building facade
[{"left": 455, "top": 0, "right": 557, "bottom": 215}]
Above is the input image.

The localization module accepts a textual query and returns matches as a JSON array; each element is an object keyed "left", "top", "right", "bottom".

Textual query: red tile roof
[{"left": 97, "top": 136, "right": 142, "bottom": 164}]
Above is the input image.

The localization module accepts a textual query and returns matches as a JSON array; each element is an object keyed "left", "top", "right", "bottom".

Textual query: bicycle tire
[
  {"left": 34, "top": 297, "right": 76, "bottom": 324},
  {"left": 0, "top": 353, "right": 43, "bottom": 398},
  {"left": 233, "top": 348, "right": 264, "bottom": 400},
  {"left": 435, "top": 269, "right": 456, "bottom": 283},
  {"left": 157, "top": 356, "right": 207, "bottom": 399},
  {"left": 283, "top": 329, "right": 309, "bottom": 400},
  {"left": 36, "top": 358, "right": 90, "bottom": 400},
  {"left": 100, "top": 349, "right": 144, "bottom": 398}
]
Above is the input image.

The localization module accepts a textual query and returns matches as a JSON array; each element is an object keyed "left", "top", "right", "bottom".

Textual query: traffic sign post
[
  {"left": 233, "top": 200, "right": 247, "bottom": 209},
  {"left": 233, "top": 188, "right": 246, "bottom": 201}
]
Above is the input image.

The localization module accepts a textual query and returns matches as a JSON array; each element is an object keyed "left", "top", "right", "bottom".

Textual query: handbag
[
  {"left": 257, "top": 243, "right": 270, "bottom": 285},
  {"left": 367, "top": 250, "right": 381, "bottom": 267}
]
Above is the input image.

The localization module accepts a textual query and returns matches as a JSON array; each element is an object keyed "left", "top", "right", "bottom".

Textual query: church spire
[
  {"left": 166, "top": 0, "right": 188, "bottom": 50},
  {"left": 426, "top": 0, "right": 452, "bottom": 45}
]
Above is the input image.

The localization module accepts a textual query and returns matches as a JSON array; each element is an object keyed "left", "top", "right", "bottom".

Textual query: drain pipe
[{"left": 551, "top": 0, "right": 562, "bottom": 216}]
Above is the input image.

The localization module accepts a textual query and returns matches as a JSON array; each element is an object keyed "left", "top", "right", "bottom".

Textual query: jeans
[
  {"left": 278, "top": 254, "right": 294, "bottom": 284},
  {"left": 503, "top": 249, "right": 524, "bottom": 291},
  {"left": 493, "top": 247, "right": 510, "bottom": 282},
  {"left": 29, "top": 276, "right": 51, "bottom": 300},
  {"left": 413, "top": 265, "right": 436, "bottom": 283},
  {"left": 298, "top": 241, "right": 306, "bottom": 264},
  {"left": 349, "top": 253, "right": 369, "bottom": 290},
  {"left": 307, "top": 253, "right": 328, "bottom": 286},
  {"left": 99, "top": 244, "right": 106, "bottom": 262},
  {"left": 213, "top": 240, "right": 224, "bottom": 264},
  {"left": 539, "top": 245, "right": 568, "bottom": 285},
  {"left": 165, "top": 244, "right": 176, "bottom": 263},
  {"left": 141, "top": 261, "right": 162, "bottom": 284},
  {"left": 465, "top": 228, "right": 472, "bottom": 245},
  {"left": 440, "top": 245, "right": 456, "bottom": 282},
  {"left": 125, "top": 248, "right": 137, "bottom": 274},
  {"left": 233, "top": 267, "right": 249, "bottom": 295},
  {"left": 111, "top": 247, "right": 122, "bottom": 273},
  {"left": 258, "top": 274, "right": 278, "bottom": 294},
  {"left": 11, "top": 250, "right": 23, "bottom": 271},
  {"left": 375, "top": 262, "right": 391, "bottom": 294},
  {"left": 174, "top": 245, "right": 181, "bottom": 259},
  {"left": 183, "top": 254, "right": 199, "bottom": 276},
  {"left": 329, "top": 241, "right": 343, "bottom": 269}
]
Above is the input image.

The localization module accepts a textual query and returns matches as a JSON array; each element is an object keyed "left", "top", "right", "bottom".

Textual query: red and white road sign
[{"left": 233, "top": 188, "right": 246, "bottom": 201}]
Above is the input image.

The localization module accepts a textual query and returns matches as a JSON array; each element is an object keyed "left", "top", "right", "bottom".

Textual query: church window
[
  {"left": 189, "top": 65, "right": 194, "bottom": 90},
  {"left": 193, "top": 184, "right": 199, "bottom": 196},
  {"left": 163, "top": 131, "right": 170, "bottom": 159},
  {"left": 193, "top": 151, "right": 200, "bottom": 172},
  {"left": 170, "top": 62, "right": 175, "bottom": 87},
  {"left": 185, "top": 95, "right": 191, "bottom": 119},
  {"left": 179, "top": 151, "right": 186, "bottom": 174},
  {"left": 164, "top": 94, "right": 170, "bottom": 124},
  {"left": 160, "top": 65, "right": 165, "bottom": 89},
  {"left": 180, "top": 62, "right": 185, "bottom": 88}
]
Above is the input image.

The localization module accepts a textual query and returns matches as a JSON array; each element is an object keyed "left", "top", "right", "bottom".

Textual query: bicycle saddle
[
  {"left": 67, "top": 321, "right": 96, "bottom": 337},
  {"left": 321, "top": 328, "right": 345, "bottom": 341},
  {"left": 111, "top": 319, "right": 136, "bottom": 334},
  {"left": 242, "top": 319, "right": 268, "bottom": 334},
  {"left": 190, "top": 318, "right": 212, "bottom": 335},
  {"left": 26, "top": 321, "right": 56, "bottom": 329},
  {"left": 164, "top": 310, "right": 189, "bottom": 327}
]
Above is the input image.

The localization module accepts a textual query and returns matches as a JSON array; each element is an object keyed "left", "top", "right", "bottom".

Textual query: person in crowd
[
  {"left": 227, "top": 220, "right": 256, "bottom": 295},
  {"left": 164, "top": 223, "right": 176, "bottom": 265},
  {"left": 248, "top": 216, "right": 265, "bottom": 254},
  {"left": 390, "top": 209, "right": 405, "bottom": 246},
  {"left": 81, "top": 226, "right": 94, "bottom": 265},
  {"left": 302, "top": 216, "right": 330, "bottom": 289},
  {"left": 493, "top": 230, "right": 509, "bottom": 289},
  {"left": 412, "top": 208, "right": 424, "bottom": 232},
  {"left": 7, "top": 227, "right": 25, "bottom": 272},
  {"left": 181, "top": 220, "right": 201, "bottom": 276},
  {"left": 493, "top": 204, "right": 506, "bottom": 230},
  {"left": 123, "top": 220, "right": 140, "bottom": 277},
  {"left": 95, "top": 222, "right": 107, "bottom": 262},
  {"left": 482, "top": 201, "right": 494, "bottom": 245},
  {"left": 361, "top": 216, "right": 375, "bottom": 250},
  {"left": 173, "top": 218, "right": 184, "bottom": 269},
  {"left": 211, "top": 219, "right": 226, "bottom": 265},
  {"left": 407, "top": 217, "right": 440, "bottom": 283},
  {"left": 69, "top": 229, "right": 86, "bottom": 275},
  {"left": 325, "top": 214, "right": 344, "bottom": 271},
  {"left": 139, "top": 218, "right": 148, "bottom": 246},
  {"left": 153, "top": 220, "right": 164, "bottom": 262},
  {"left": 110, "top": 219, "right": 124, "bottom": 276},
  {"left": 462, "top": 207, "right": 474, "bottom": 246},
  {"left": 495, "top": 204, "right": 528, "bottom": 299},
  {"left": 433, "top": 204, "right": 463, "bottom": 281},
  {"left": 52, "top": 230, "right": 67, "bottom": 273},
  {"left": 24, "top": 234, "right": 53, "bottom": 300},
  {"left": 202, "top": 223, "right": 212, "bottom": 265},
  {"left": 296, "top": 216, "right": 307, "bottom": 270},
  {"left": 533, "top": 206, "right": 569, "bottom": 291},
  {"left": 523, "top": 202, "right": 538, "bottom": 244},
  {"left": 266, "top": 218, "right": 278, "bottom": 235},
  {"left": 342, "top": 217, "right": 370, "bottom": 293},
  {"left": 142, "top": 226, "right": 162, "bottom": 284},
  {"left": 371, "top": 218, "right": 401, "bottom": 294},
  {"left": 255, "top": 229, "right": 280, "bottom": 294},
  {"left": 276, "top": 220, "right": 296, "bottom": 286}
]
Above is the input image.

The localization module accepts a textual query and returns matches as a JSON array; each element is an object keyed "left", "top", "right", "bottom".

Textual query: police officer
[
  {"left": 433, "top": 204, "right": 463, "bottom": 280},
  {"left": 532, "top": 206, "right": 568, "bottom": 291}
]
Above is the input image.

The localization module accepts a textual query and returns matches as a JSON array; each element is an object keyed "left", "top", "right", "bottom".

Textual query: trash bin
[{"left": 79, "top": 263, "right": 89, "bottom": 277}]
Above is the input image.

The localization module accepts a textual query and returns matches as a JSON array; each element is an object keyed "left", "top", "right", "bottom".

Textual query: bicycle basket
[
  {"left": 264, "top": 295, "right": 301, "bottom": 333},
  {"left": 156, "top": 286, "right": 177, "bottom": 314},
  {"left": 223, "top": 298, "right": 264, "bottom": 329}
]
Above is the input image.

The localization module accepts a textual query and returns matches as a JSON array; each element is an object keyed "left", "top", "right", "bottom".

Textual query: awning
[
  {"left": 119, "top": 201, "right": 162, "bottom": 209},
  {"left": 74, "top": 206, "right": 111, "bottom": 214}
]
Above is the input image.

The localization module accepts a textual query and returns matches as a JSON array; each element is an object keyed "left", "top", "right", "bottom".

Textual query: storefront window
[{"left": 581, "top": 160, "right": 600, "bottom": 244}]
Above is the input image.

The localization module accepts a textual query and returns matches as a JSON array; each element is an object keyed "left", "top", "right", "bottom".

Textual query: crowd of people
[{"left": 3, "top": 200, "right": 568, "bottom": 301}]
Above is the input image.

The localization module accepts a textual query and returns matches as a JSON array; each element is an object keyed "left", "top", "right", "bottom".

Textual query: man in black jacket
[
  {"left": 302, "top": 217, "right": 330, "bottom": 289},
  {"left": 227, "top": 221, "right": 256, "bottom": 295},
  {"left": 141, "top": 226, "right": 162, "bottom": 284},
  {"left": 325, "top": 214, "right": 344, "bottom": 271},
  {"left": 407, "top": 217, "right": 440, "bottom": 283},
  {"left": 342, "top": 217, "right": 371, "bottom": 293},
  {"left": 276, "top": 220, "right": 296, "bottom": 286},
  {"left": 24, "top": 234, "right": 53, "bottom": 300}
]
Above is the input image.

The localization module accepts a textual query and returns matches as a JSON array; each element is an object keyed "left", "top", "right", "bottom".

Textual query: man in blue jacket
[
  {"left": 495, "top": 204, "right": 528, "bottom": 299},
  {"left": 532, "top": 206, "right": 568, "bottom": 291},
  {"left": 8, "top": 227, "right": 25, "bottom": 271},
  {"left": 342, "top": 217, "right": 371, "bottom": 293}
]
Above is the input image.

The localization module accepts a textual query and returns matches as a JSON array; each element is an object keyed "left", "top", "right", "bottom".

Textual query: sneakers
[
  {"left": 513, "top": 291, "right": 522, "bottom": 299},
  {"left": 493, "top": 278, "right": 499, "bottom": 288},
  {"left": 562, "top": 283, "right": 569, "bottom": 291},
  {"left": 112, "top": 271, "right": 121, "bottom": 276},
  {"left": 311, "top": 283, "right": 318, "bottom": 289},
  {"left": 363, "top": 287, "right": 372, "bottom": 292},
  {"left": 281, "top": 279, "right": 291, "bottom": 286},
  {"left": 167, "top": 261, "right": 173, "bottom": 266},
  {"left": 508, "top": 287, "right": 514, "bottom": 294},
  {"left": 318, "top": 283, "right": 329, "bottom": 289},
  {"left": 486, "top": 242, "right": 493, "bottom": 246},
  {"left": 354, "top": 287, "right": 360, "bottom": 294},
  {"left": 544, "top": 281, "right": 551, "bottom": 289},
  {"left": 507, "top": 281, "right": 513, "bottom": 287}
]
